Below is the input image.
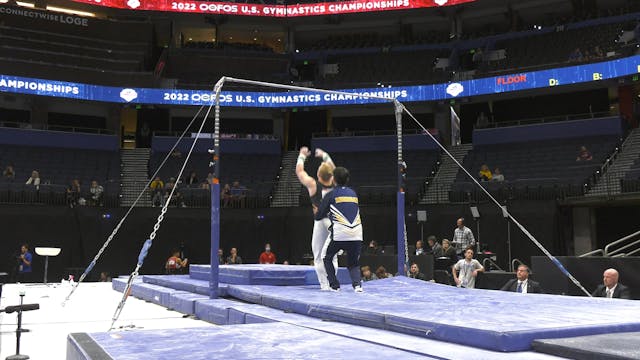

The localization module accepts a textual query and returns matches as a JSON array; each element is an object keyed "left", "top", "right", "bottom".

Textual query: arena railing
[
  {"left": 475, "top": 111, "right": 614, "bottom": 129},
  {"left": 0, "top": 120, "right": 115, "bottom": 135},
  {"left": 0, "top": 181, "right": 119, "bottom": 207}
]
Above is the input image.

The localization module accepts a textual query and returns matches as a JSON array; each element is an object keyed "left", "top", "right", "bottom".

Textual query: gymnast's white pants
[{"left": 313, "top": 218, "right": 338, "bottom": 289}]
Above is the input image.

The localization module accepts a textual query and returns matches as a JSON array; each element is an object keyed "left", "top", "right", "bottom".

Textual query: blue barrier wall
[
  {"left": 472, "top": 117, "right": 623, "bottom": 146},
  {"left": 0, "top": 128, "right": 119, "bottom": 150},
  {"left": 152, "top": 136, "right": 281, "bottom": 154},
  {"left": 311, "top": 134, "right": 441, "bottom": 152}
]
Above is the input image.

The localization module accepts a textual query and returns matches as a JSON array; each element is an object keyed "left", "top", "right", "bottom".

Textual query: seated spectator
[
  {"left": 230, "top": 181, "right": 247, "bottom": 205},
  {"left": 283, "top": 260, "right": 290, "bottom": 265},
  {"left": 591, "top": 268, "right": 630, "bottom": 299},
  {"left": 259, "top": 243, "right": 276, "bottom": 264},
  {"left": 206, "top": 172, "right": 214, "bottom": 184},
  {"left": 222, "top": 183, "right": 232, "bottom": 208},
  {"left": 452, "top": 247, "right": 484, "bottom": 288},
  {"left": 361, "top": 266, "right": 378, "bottom": 282},
  {"left": 500, "top": 264, "right": 543, "bottom": 293},
  {"left": 89, "top": 180, "right": 104, "bottom": 206},
  {"left": 441, "top": 239, "right": 457, "bottom": 262},
  {"left": 66, "top": 179, "right": 81, "bottom": 208},
  {"left": 427, "top": 235, "right": 443, "bottom": 257},
  {"left": 218, "top": 248, "right": 225, "bottom": 265},
  {"left": 593, "top": 45, "right": 604, "bottom": 59},
  {"left": 568, "top": 47, "right": 583, "bottom": 62},
  {"left": 226, "top": 247, "right": 243, "bottom": 265},
  {"left": 492, "top": 168, "right": 505, "bottom": 182},
  {"left": 375, "top": 266, "right": 393, "bottom": 279},
  {"left": 364, "top": 240, "right": 382, "bottom": 255},
  {"left": 186, "top": 171, "right": 199, "bottom": 186},
  {"left": 99, "top": 271, "right": 112, "bottom": 282},
  {"left": 25, "top": 170, "right": 40, "bottom": 189},
  {"left": 478, "top": 164, "right": 492, "bottom": 181},
  {"left": 150, "top": 176, "right": 165, "bottom": 207},
  {"left": 200, "top": 181, "right": 210, "bottom": 190},
  {"left": 415, "top": 240, "right": 426, "bottom": 255},
  {"left": 408, "top": 263, "right": 427, "bottom": 281},
  {"left": 3, "top": 165, "right": 15, "bottom": 181},
  {"left": 576, "top": 146, "right": 593, "bottom": 161},
  {"left": 165, "top": 249, "right": 188, "bottom": 275}
]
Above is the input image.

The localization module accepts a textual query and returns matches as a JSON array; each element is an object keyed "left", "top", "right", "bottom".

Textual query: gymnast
[{"left": 296, "top": 146, "right": 338, "bottom": 290}]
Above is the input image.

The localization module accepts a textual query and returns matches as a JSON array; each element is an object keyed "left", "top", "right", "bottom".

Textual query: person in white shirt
[
  {"left": 500, "top": 264, "right": 543, "bottom": 293},
  {"left": 453, "top": 218, "right": 475, "bottom": 254},
  {"left": 25, "top": 170, "right": 40, "bottom": 189},
  {"left": 452, "top": 247, "right": 484, "bottom": 288}
]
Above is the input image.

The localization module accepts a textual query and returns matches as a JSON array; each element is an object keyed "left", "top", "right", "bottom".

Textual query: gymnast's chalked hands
[
  {"left": 315, "top": 148, "right": 326, "bottom": 158},
  {"left": 299, "top": 146, "right": 311, "bottom": 157}
]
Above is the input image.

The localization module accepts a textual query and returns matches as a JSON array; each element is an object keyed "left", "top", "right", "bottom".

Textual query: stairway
[
  {"left": 587, "top": 128, "right": 640, "bottom": 196},
  {"left": 420, "top": 143, "right": 473, "bottom": 204},
  {"left": 270, "top": 151, "right": 303, "bottom": 207},
  {"left": 120, "top": 148, "right": 151, "bottom": 207}
]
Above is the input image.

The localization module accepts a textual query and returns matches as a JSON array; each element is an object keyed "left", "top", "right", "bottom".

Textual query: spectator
[
  {"left": 593, "top": 45, "right": 604, "bottom": 59},
  {"left": 283, "top": 260, "right": 290, "bottom": 265},
  {"left": 150, "top": 176, "right": 164, "bottom": 207},
  {"left": 492, "top": 168, "right": 505, "bottom": 182},
  {"left": 568, "top": 47, "right": 583, "bottom": 62},
  {"left": 218, "top": 248, "right": 225, "bottom": 265},
  {"left": 408, "top": 263, "right": 427, "bottom": 281},
  {"left": 453, "top": 218, "right": 475, "bottom": 254},
  {"left": 576, "top": 146, "right": 593, "bottom": 161},
  {"left": 89, "top": 180, "right": 104, "bottom": 206},
  {"left": 206, "top": 172, "right": 214, "bottom": 184},
  {"left": 361, "top": 266, "right": 378, "bottom": 282},
  {"left": 415, "top": 240, "right": 426, "bottom": 255},
  {"left": 226, "top": 247, "right": 243, "bottom": 265},
  {"left": 66, "top": 179, "right": 81, "bottom": 208},
  {"left": 200, "top": 181, "right": 210, "bottom": 190},
  {"left": 440, "top": 239, "right": 457, "bottom": 262},
  {"left": 427, "top": 236, "right": 443, "bottom": 257},
  {"left": 259, "top": 243, "right": 277, "bottom": 264},
  {"left": 186, "top": 171, "right": 199, "bottom": 186},
  {"left": 591, "top": 268, "right": 630, "bottom": 299},
  {"left": 222, "top": 183, "right": 232, "bottom": 207},
  {"left": 16, "top": 244, "right": 32, "bottom": 283},
  {"left": 99, "top": 271, "right": 112, "bottom": 282},
  {"left": 3, "top": 165, "right": 15, "bottom": 181},
  {"left": 476, "top": 111, "right": 489, "bottom": 128},
  {"left": 478, "top": 164, "right": 492, "bottom": 181},
  {"left": 453, "top": 247, "right": 484, "bottom": 288},
  {"left": 25, "top": 170, "right": 40, "bottom": 189},
  {"left": 500, "top": 264, "right": 543, "bottom": 293},
  {"left": 171, "top": 149, "right": 182, "bottom": 158},
  {"left": 375, "top": 266, "right": 393, "bottom": 279},
  {"left": 230, "top": 181, "right": 247, "bottom": 206},
  {"left": 364, "top": 240, "right": 382, "bottom": 255},
  {"left": 165, "top": 249, "right": 188, "bottom": 274}
]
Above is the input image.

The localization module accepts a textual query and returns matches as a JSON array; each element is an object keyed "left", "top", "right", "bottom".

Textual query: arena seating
[
  {"left": 148, "top": 152, "right": 281, "bottom": 207},
  {"left": 303, "top": 149, "right": 440, "bottom": 205},
  {"left": 0, "top": 145, "right": 120, "bottom": 205},
  {"left": 620, "top": 157, "right": 640, "bottom": 193},
  {"left": 0, "top": 5, "right": 155, "bottom": 86},
  {"left": 450, "top": 135, "right": 620, "bottom": 201}
]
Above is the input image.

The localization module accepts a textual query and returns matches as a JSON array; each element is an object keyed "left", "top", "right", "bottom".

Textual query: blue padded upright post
[
  {"left": 397, "top": 192, "right": 405, "bottom": 276},
  {"left": 210, "top": 182, "right": 220, "bottom": 299}
]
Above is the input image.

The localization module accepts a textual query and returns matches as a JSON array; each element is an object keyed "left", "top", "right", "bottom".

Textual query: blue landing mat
[
  {"left": 141, "top": 275, "right": 228, "bottom": 297},
  {"left": 189, "top": 264, "right": 352, "bottom": 285},
  {"left": 67, "top": 324, "right": 435, "bottom": 360},
  {"left": 532, "top": 331, "right": 640, "bottom": 360},
  {"left": 225, "top": 277, "right": 640, "bottom": 352}
]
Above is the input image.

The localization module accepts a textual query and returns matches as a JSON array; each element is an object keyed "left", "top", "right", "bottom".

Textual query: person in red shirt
[
  {"left": 165, "top": 249, "right": 188, "bottom": 274},
  {"left": 259, "top": 243, "right": 276, "bottom": 264}
]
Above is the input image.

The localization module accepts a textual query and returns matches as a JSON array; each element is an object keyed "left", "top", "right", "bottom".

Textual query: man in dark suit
[
  {"left": 500, "top": 264, "right": 543, "bottom": 294},
  {"left": 591, "top": 268, "right": 631, "bottom": 299}
]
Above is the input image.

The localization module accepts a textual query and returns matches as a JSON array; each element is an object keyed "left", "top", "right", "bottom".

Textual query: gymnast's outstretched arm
[{"left": 296, "top": 146, "right": 316, "bottom": 196}]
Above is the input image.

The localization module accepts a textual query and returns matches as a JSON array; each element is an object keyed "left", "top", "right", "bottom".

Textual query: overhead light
[{"left": 46, "top": 5, "right": 95, "bottom": 16}]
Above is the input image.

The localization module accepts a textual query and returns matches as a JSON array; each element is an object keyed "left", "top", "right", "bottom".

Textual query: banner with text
[
  {"left": 1, "top": 55, "right": 639, "bottom": 108},
  {"left": 71, "top": 0, "right": 474, "bottom": 17}
]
